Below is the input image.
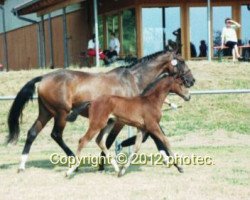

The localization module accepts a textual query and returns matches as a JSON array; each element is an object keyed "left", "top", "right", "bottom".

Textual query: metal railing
[{"left": 1, "top": 89, "right": 250, "bottom": 101}]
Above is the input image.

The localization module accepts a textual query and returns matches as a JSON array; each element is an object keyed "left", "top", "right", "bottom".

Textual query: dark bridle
[{"left": 170, "top": 56, "right": 195, "bottom": 88}]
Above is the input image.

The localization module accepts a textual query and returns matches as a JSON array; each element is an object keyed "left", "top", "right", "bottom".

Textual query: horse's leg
[
  {"left": 120, "top": 132, "right": 149, "bottom": 147},
  {"left": 51, "top": 111, "right": 75, "bottom": 157},
  {"left": 96, "top": 119, "right": 119, "bottom": 172},
  {"left": 18, "top": 101, "right": 52, "bottom": 172},
  {"left": 99, "top": 122, "right": 124, "bottom": 171},
  {"left": 66, "top": 126, "right": 101, "bottom": 176},
  {"left": 118, "top": 129, "right": 144, "bottom": 177},
  {"left": 147, "top": 124, "right": 183, "bottom": 173}
]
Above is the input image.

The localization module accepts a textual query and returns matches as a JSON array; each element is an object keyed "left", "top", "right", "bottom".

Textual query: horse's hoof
[
  {"left": 177, "top": 167, "right": 184, "bottom": 173},
  {"left": 118, "top": 168, "right": 126, "bottom": 178},
  {"left": 98, "top": 165, "right": 105, "bottom": 172},
  {"left": 65, "top": 172, "right": 72, "bottom": 178},
  {"left": 66, "top": 113, "right": 78, "bottom": 122},
  {"left": 17, "top": 168, "right": 25, "bottom": 173}
]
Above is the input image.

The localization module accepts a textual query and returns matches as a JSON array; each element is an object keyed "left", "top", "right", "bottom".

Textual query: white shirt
[
  {"left": 109, "top": 38, "right": 120, "bottom": 54},
  {"left": 221, "top": 26, "right": 238, "bottom": 43},
  {"left": 88, "top": 39, "right": 95, "bottom": 49}
]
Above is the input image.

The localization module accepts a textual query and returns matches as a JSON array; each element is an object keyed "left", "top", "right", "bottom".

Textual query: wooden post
[
  {"left": 232, "top": 2, "right": 241, "bottom": 39},
  {"left": 118, "top": 12, "right": 123, "bottom": 57},
  {"left": 135, "top": 5, "right": 142, "bottom": 58},
  {"left": 103, "top": 15, "right": 107, "bottom": 49},
  {"left": 181, "top": 2, "right": 190, "bottom": 60}
]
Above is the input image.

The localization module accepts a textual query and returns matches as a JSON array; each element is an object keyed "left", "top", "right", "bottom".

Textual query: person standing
[{"left": 221, "top": 18, "right": 242, "bottom": 61}]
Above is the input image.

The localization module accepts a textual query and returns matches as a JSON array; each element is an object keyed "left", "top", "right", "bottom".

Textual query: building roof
[
  {"left": 13, "top": 0, "right": 85, "bottom": 16},
  {"left": 0, "top": 0, "right": 5, "bottom": 5}
]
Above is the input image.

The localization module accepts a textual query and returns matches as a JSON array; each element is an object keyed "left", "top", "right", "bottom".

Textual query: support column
[
  {"left": 40, "top": 15, "right": 46, "bottom": 68},
  {"left": 0, "top": 6, "right": 8, "bottom": 71},
  {"left": 135, "top": 5, "right": 142, "bottom": 58},
  {"left": 181, "top": 3, "right": 190, "bottom": 60},
  {"left": 93, "top": 0, "right": 100, "bottom": 67},
  {"left": 232, "top": 2, "right": 241, "bottom": 38},
  {"left": 103, "top": 15, "right": 107, "bottom": 50},
  {"left": 62, "top": 7, "right": 69, "bottom": 68},
  {"left": 48, "top": 13, "right": 54, "bottom": 68},
  {"left": 207, "top": 0, "right": 212, "bottom": 61},
  {"left": 118, "top": 12, "right": 123, "bottom": 57},
  {"left": 162, "top": 7, "right": 166, "bottom": 50}
]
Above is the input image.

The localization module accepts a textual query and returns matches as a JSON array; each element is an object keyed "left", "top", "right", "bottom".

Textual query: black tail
[
  {"left": 66, "top": 101, "right": 91, "bottom": 122},
  {"left": 7, "top": 76, "right": 43, "bottom": 143}
]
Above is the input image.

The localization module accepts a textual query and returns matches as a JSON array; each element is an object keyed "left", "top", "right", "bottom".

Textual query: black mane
[
  {"left": 128, "top": 50, "right": 167, "bottom": 69},
  {"left": 111, "top": 50, "right": 168, "bottom": 70},
  {"left": 140, "top": 73, "right": 169, "bottom": 96}
]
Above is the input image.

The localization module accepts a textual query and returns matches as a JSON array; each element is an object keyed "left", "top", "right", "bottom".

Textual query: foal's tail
[
  {"left": 7, "top": 76, "right": 43, "bottom": 143},
  {"left": 66, "top": 101, "right": 91, "bottom": 122}
]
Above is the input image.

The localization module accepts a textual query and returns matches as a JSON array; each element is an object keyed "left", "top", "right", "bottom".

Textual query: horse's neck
[
  {"left": 131, "top": 61, "right": 165, "bottom": 92},
  {"left": 146, "top": 79, "right": 171, "bottom": 108}
]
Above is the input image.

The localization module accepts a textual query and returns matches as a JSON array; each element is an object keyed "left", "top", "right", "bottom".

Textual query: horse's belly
[{"left": 115, "top": 115, "right": 144, "bottom": 129}]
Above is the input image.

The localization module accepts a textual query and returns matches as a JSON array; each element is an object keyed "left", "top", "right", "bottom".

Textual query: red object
[
  {"left": 0, "top": 64, "right": 3, "bottom": 71},
  {"left": 87, "top": 49, "right": 105, "bottom": 60}
]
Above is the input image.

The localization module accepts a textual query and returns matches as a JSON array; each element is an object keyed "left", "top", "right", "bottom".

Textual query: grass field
[{"left": 0, "top": 61, "right": 250, "bottom": 200}]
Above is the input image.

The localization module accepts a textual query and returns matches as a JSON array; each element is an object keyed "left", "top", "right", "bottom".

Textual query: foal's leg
[
  {"left": 96, "top": 119, "right": 120, "bottom": 172},
  {"left": 147, "top": 124, "right": 183, "bottom": 173},
  {"left": 99, "top": 122, "right": 124, "bottom": 171},
  {"left": 118, "top": 129, "right": 144, "bottom": 177},
  {"left": 66, "top": 126, "right": 101, "bottom": 177},
  {"left": 18, "top": 100, "right": 52, "bottom": 172},
  {"left": 119, "top": 133, "right": 149, "bottom": 148}
]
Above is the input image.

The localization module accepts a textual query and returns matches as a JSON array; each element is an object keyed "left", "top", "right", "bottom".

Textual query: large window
[
  {"left": 213, "top": 6, "right": 232, "bottom": 56},
  {"left": 142, "top": 7, "right": 181, "bottom": 56},
  {"left": 164, "top": 7, "right": 181, "bottom": 54},
  {"left": 190, "top": 7, "right": 208, "bottom": 58},
  {"left": 106, "top": 14, "right": 119, "bottom": 47},
  {"left": 122, "top": 9, "right": 137, "bottom": 56},
  {"left": 241, "top": 5, "right": 250, "bottom": 44},
  {"left": 142, "top": 8, "right": 163, "bottom": 56}
]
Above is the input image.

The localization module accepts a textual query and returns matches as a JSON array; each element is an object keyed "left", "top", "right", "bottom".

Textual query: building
[{"left": 0, "top": 0, "right": 250, "bottom": 70}]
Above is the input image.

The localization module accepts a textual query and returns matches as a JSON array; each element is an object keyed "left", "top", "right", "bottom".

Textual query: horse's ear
[{"left": 173, "top": 44, "right": 183, "bottom": 54}]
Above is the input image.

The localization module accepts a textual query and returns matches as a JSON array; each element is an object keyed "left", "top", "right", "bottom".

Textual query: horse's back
[{"left": 37, "top": 70, "right": 95, "bottom": 112}]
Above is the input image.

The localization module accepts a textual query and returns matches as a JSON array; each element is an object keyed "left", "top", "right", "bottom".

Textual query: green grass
[
  {"left": 0, "top": 62, "right": 250, "bottom": 145},
  {"left": 0, "top": 62, "right": 250, "bottom": 200}
]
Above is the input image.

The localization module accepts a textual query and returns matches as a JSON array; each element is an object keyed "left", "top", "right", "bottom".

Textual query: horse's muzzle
[{"left": 184, "top": 94, "right": 191, "bottom": 101}]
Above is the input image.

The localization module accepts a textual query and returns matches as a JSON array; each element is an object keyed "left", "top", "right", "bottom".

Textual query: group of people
[
  {"left": 87, "top": 32, "right": 120, "bottom": 66},
  {"left": 167, "top": 18, "right": 247, "bottom": 61},
  {"left": 87, "top": 17, "right": 246, "bottom": 64}
]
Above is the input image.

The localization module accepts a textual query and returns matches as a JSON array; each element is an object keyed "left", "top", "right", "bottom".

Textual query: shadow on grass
[
  {"left": 62, "top": 164, "right": 143, "bottom": 178},
  {"left": 0, "top": 159, "right": 144, "bottom": 177},
  {"left": 0, "top": 159, "right": 54, "bottom": 170}
]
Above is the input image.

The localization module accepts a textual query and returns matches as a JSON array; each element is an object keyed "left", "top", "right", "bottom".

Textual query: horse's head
[
  {"left": 170, "top": 77, "right": 191, "bottom": 101},
  {"left": 161, "top": 52, "right": 195, "bottom": 88}
]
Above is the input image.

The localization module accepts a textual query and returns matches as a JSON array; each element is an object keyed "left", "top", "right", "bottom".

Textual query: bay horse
[
  {"left": 66, "top": 73, "right": 190, "bottom": 177},
  {"left": 7, "top": 51, "right": 195, "bottom": 172}
]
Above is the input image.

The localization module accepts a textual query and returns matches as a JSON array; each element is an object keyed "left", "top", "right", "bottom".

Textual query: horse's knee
[
  {"left": 51, "top": 132, "right": 61, "bottom": 141},
  {"left": 26, "top": 129, "right": 37, "bottom": 144},
  {"left": 142, "top": 133, "right": 149, "bottom": 143}
]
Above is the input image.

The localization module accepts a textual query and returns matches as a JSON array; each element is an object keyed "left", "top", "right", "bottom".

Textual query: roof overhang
[
  {"left": 0, "top": 0, "right": 5, "bottom": 5},
  {"left": 13, "top": 0, "right": 85, "bottom": 16}
]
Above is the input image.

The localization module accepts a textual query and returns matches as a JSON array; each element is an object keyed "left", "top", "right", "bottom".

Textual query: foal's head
[
  {"left": 161, "top": 52, "right": 195, "bottom": 88},
  {"left": 170, "top": 77, "right": 191, "bottom": 101}
]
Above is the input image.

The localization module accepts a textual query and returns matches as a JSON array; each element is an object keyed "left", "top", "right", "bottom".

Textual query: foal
[{"left": 66, "top": 74, "right": 190, "bottom": 177}]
